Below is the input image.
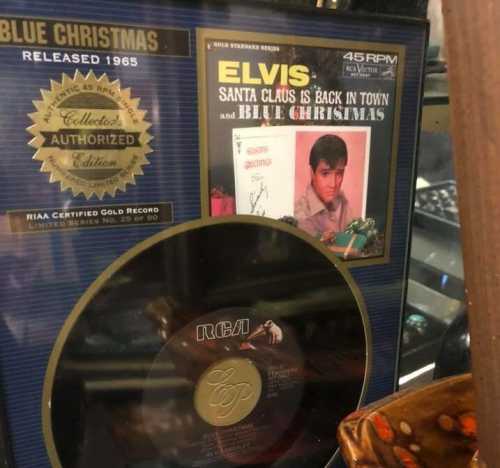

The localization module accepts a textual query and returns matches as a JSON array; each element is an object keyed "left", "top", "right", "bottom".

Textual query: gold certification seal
[{"left": 27, "top": 70, "right": 152, "bottom": 199}]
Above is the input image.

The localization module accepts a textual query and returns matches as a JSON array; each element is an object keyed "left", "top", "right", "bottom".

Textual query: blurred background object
[
  {"left": 259, "top": 0, "right": 430, "bottom": 16},
  {"left": 398, "top": 0, "right": 472, "bottom": 391},
  {"left": 335, "top": 0, "right": 428, "bottom": 17}
]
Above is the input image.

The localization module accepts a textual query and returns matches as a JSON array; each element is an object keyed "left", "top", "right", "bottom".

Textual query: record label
[{"left": 143, "top": 307, "right": 305, "bottom": 466}]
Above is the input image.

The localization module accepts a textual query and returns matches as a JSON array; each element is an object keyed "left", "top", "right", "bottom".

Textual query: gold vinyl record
[{"left": 44, "top": 217, "right": 370, "bottom": 467}]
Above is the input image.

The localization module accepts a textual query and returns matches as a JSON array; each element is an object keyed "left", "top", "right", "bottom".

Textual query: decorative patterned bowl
[{"left": 338, "top": 374, "right": 477, "bottom": 467}]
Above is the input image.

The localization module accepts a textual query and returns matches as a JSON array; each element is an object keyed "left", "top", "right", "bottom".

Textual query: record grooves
[{"left": 47, "top": 220, "right": 368, "bottom": 468}]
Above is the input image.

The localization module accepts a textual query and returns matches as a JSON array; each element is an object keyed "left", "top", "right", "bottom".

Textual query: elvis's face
[{"left": 311, "top": 159, "right": 346, "bottom": 205}]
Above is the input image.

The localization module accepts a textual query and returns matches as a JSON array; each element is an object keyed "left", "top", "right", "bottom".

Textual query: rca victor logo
[{"left": 196, "top": 318, "right": 250, "bottom": 342}]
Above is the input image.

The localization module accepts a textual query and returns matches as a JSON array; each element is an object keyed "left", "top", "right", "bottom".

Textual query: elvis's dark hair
[{"left": 309, "top": 134, "right": 348, "bottom": 171}]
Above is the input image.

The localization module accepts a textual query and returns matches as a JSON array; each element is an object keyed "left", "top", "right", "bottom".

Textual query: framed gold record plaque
[{"left": 0, "top": 1, "right": 427, "bottom": 467}]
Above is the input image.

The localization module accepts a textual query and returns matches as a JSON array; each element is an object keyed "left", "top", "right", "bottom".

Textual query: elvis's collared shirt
[{"left": 294, "top": 185, "right": 352, "bottom": 238}]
